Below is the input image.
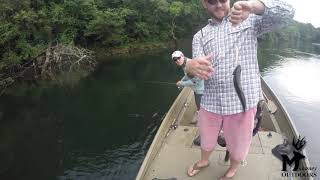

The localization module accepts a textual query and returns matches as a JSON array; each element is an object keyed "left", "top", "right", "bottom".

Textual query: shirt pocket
[
  {"left": 226, "top": 23, "right": 255, "bottom": 58},
  {"left": 227, "top": 24, "right": 252, "bottom": 43},
  {"left": 228, "top": 23, "right": 252, "bottom": 35}
]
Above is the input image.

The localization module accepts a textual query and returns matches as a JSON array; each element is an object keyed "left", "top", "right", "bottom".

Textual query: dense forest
[
  {"left": 0, "top": 0, "right": 202, "bottom": 69},
  {"left": 1, "top": 0, "right": 320, "bottom": 91}
]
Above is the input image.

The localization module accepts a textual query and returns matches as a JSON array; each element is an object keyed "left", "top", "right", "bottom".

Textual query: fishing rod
[
  {"left": 143, "top": 81, "right": 176, "bottom": 85},
  {"left": 143, "top": 81, "right": 183, "bottom": 91}
]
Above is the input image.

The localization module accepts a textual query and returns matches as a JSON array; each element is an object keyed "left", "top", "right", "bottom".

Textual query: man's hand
[
  {"left": 185, "top": 54, "right": 214, "bottom": 80},
  {"left": 176, "top": 81, "right": 182, "bottom": 87},
  {"left": 230, "top": 0, "right": 265, "bottom": 26}
]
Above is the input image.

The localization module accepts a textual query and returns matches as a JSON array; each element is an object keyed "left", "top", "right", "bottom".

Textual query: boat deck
[
  {"left": 137, "top": 85, "right": 311, "bottom": 180},
  {"left": 144, "top": 123, "right": 288, "bottom": 180}
]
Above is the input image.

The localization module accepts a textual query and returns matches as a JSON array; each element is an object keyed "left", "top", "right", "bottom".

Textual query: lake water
[{"left": 0, "top": 41, "right": 319, "bottom": 179}]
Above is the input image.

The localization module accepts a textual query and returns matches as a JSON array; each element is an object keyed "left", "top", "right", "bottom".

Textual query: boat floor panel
[{"left": 144, "top": 127, "right": 288, "bottom": 180}]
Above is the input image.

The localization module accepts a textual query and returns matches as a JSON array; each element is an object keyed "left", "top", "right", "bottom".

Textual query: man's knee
[
  {"left": 200, "top": 141, "right": 217, "bottom": 152},
  {"left": 230, "top": 153, "right": 245, "bottom": 162},
  {"left": 229, "top": 149, "right": 249, "bottom": 162}
]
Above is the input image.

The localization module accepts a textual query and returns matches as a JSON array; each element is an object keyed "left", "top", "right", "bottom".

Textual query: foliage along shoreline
[
  {"left": 0, "top": 0, "right": 209, "bottom": 69},
  {"left": 1, "top": 0, "right": 320, "bottom": 94},
  {"left": 93, "top": 40, "right": 172, "bottom": 59},
  {"left": 1, "top": 0, "right": 320, "bottom": 68}
]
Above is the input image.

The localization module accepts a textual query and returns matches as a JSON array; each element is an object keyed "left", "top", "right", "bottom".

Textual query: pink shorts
[{"left": 198, "top": 107, "right": 257, "bottom": 161}]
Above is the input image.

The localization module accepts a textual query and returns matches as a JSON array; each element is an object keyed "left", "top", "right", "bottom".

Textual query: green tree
[
  {"left": 1, "top": 0, "right": 320, "bottom": 71},
  {"left": 169, "top": 1, "right": 185, "bottom": 47}
]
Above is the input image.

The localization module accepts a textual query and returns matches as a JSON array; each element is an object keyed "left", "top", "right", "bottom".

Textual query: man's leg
[
  {"left": 187, "top": 107, "right": 222, "bottom": 176},
  {"left": 191, "top": 93, "right": 202, "bottom": 124},
  {"left": 222, "top": 107, "right": 257, "bottom": 178},
  {"left": 194, "top": 92, "right": 202, "bottom": 111}
]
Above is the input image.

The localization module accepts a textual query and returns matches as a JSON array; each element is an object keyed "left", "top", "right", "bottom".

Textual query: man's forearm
[{"left": 252, "top": 0, "right": 295, "bottom": 36}]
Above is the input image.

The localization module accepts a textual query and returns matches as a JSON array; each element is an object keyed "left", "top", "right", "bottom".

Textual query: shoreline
[
  {"left": 92, "top": 41, "right": 174, "bottom": 60},
  {"left": 0, "top": 40, "right": 175, "bottom": 95}
]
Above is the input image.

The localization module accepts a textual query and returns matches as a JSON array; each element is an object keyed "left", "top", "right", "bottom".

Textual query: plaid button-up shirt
[{"left": 192, "top": 0, "right": 294, "bottom": 115}]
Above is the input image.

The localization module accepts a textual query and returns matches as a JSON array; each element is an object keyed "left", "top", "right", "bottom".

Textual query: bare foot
[{"left": 218, "top": 168, "right": 237, "bottom": 180}]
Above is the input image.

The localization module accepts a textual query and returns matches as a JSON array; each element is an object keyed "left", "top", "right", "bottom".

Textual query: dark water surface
[{"left": 0, "top": 42, "right": 319, "bottom": 179}]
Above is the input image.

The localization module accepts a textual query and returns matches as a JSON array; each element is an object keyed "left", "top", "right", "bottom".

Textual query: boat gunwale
[
  {"left": 261, "top": 78, "right": 313, "bottom": 175},
  {"left": 135, "top": 87, "right": 193, "bottom": 180}
]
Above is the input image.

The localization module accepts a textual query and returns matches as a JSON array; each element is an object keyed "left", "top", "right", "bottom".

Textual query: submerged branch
[{"left": 0, "top": 44, "right": 96, "bottom": 95}]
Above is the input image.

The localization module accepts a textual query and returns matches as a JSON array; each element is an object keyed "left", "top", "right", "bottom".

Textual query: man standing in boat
[
  {"left": 171, "top": 50, "right": 204, "bottom": 124},
  {"left": 184, "top": 0, "right": 294, "bottom": 179}
]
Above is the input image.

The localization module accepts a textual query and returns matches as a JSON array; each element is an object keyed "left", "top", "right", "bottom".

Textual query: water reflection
[
  {"left": 262, "top": 46, "right": 320, "bottom": 174},
  {"left": 265, "top": 57, "right": 320, "bottom": 102},
  {"left": 0, "top": 50, "right": 183, "bottom": 180}
]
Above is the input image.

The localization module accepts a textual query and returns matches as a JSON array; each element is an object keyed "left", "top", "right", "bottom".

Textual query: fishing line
[{"left": 195, "top": 1, "right": 219, "bottom": 71}]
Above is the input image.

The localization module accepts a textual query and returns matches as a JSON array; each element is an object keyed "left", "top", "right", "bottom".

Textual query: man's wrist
[
  {"left": 249, "top": 0, "right": 265, "bottom": 15},
  {"left": 185, "top": 59, "right": 195, "bottom": 78}
]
